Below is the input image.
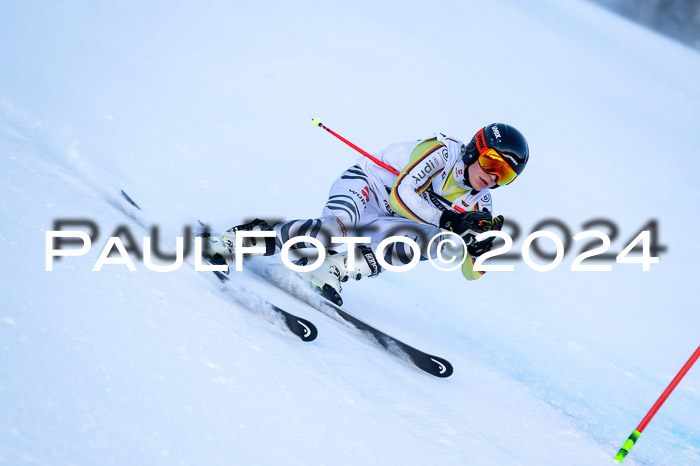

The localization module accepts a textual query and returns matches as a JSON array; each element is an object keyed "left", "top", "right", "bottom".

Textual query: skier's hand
[
  {"left": 439, "top": 208, "right": 494, "bottom": 245},
  {"left": 467, "top": 214, "right": 504, "bottom": 257}
]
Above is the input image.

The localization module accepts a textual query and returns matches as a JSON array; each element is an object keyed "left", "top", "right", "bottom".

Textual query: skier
[{"left": 204, "top": 123, "right": 529, "bottom": 305}]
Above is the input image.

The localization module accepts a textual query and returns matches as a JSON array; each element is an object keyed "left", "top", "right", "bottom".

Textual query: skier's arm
[
  {"left": 460, "top": 213, "right": 503, "bottom": 280},
  {"left": 461, "top": 253, "right": 485, "bottom": 280},
  {"left": 388, "top": 139, "right": 448, "bottom": 225}
]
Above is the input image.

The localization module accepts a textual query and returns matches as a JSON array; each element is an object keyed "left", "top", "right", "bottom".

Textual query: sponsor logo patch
[
  {"left": 476, "top": 131, "right": 487, "bottom": 152},
  {"left": 382, "top": 199, "right": 395, "bottom": 215},
  {"left": 361, "top": 186, "right": 370, "bottom": 202},
  {"left": 349, "top": 188, "right": 368, "bottom": 208}
]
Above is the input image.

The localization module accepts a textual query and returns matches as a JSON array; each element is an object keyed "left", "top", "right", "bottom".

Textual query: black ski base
[
  {"left": 254, "top": 266, "right": 453, "bottom": 378},
  {"left": 210, "top": 264, "right": 318, "bottom": 342},
  {"left": 117, "top": 190, "right": 318, "bottom": 343},
  {"left": 311, "top": 294, "right": 452, "bottom": 377}
]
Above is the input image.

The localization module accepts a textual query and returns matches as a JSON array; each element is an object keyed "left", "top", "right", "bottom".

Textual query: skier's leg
[
  {"left": 201, "top": 165, "right": 375, "bottom": 267},
  {"left": 320, "top": 164, "right": 375, "bottom": 232},
  {"left": 289, "top": 166, "right": 387, "bottom": 304},
  {"left": 201, "top": 215, "right": 346, "bottom": 266},
  {"left": 267, "top": 164, "right": 374, "bottom": 253},
  {"left": 360, "top": 216, "right": 447, "bottom": 267},
  {"left": 269, "top": 216, "right": 345, "bottom": 254},
  {"left": 294, "top": 214, "right": 447, "bottom": 306}
]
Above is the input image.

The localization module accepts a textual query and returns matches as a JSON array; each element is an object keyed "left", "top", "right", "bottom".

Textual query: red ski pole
[
  {"left": 614, "top": 345, "right": 700, "bottom": 462},
  {"left": 312, "top": 118, "right": 466, "bottom": 213}
]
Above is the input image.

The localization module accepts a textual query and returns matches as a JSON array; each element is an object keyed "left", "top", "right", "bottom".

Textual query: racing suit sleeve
[
  {"left": 461, "top": 253, "right": 485, "bottom": 280},
  {"left": 456, "top": 192, "right": 493, "bottom": 281},
  {"left": 388, "top": 138, "right": 448, "bottom": 226}
]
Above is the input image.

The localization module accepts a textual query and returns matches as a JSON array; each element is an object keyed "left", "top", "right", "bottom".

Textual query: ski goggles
[{"left": 478, "top": 149, "right": 518, "bottom": 186}]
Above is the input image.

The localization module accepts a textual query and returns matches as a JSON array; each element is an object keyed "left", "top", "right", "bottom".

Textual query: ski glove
[
  {"left": 439, "top": 208, "right": 493, "bottom": 245},
  {"left": 467, "top": 214, "right": 504, "bottom": 257}
]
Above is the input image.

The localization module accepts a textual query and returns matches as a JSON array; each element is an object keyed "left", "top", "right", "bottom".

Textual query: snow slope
[{"left": 1, "top": 0, "right": 699, "bottom": 464}]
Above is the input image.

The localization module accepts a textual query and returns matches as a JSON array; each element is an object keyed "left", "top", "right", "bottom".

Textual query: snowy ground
[{"left": 1, "top": 0, "right": 699, "bottom": 465}]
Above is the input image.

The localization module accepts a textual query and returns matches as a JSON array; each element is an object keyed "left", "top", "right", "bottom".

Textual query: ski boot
[
  {"left": 198, "top": 219, "right": 276, "bottom": 272},
  {"left": 297, "top": 245, "right": 381, "bottom": 306}
]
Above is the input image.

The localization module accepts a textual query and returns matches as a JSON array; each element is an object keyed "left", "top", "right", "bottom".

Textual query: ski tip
[
  {"left": 433, "top": 358, "right": 454, "bottom": 378},
  {"left": 297, "top": 318, "right": 318, "bottom": 342},
  {"left": 120, "top": 189, "right": 142, "bottom": 210},
  {"left": 420, "top": 356, "right": 453, "bottom": 378},
  {"left": 275, "top": 305, "right": 318, "bottom": 342}
]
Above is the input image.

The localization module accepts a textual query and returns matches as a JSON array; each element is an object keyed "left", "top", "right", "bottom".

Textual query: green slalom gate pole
[{"left": 614, "top": 345, "right": 700, "bottom": 462}]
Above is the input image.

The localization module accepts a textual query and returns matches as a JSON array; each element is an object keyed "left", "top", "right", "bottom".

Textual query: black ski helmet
[{"left": 462, "top": 123, "right": 529, "bottom": 185}]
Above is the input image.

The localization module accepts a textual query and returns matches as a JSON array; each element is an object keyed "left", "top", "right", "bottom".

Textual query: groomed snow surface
[{"left": 1, "top": 1, "right": 699, "bottom": 465}]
